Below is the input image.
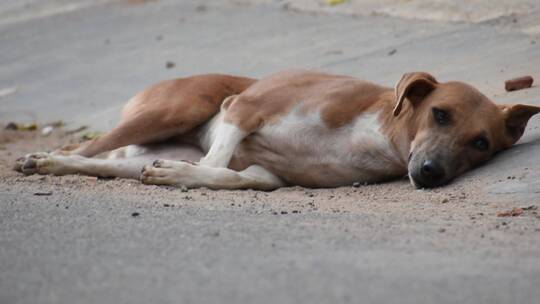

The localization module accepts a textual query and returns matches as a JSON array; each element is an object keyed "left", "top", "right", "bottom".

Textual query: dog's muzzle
[{"left": 409, "top": 159, "right": 447, "bottom": 188}]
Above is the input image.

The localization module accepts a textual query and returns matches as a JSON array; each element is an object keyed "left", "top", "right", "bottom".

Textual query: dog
[{"left": 13, "top": 70, "right": 540, "bottom": 189}]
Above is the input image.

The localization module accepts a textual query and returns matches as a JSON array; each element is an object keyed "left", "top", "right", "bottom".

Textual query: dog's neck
[{"left": 376, "top": 90, "right": 418, "bottom": 169}]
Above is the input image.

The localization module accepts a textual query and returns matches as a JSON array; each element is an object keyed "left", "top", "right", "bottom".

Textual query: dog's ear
[
  {"left": 499, "top": 103, "right": 540, "bottom": 145},
  {"left": 393, "top": 72, "right": 438, "bottom": 116}
]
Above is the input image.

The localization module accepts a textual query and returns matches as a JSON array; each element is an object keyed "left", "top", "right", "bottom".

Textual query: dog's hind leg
[
  {"left": 57, "top": 75, "right": 256, "bottom": 158},
  {"left": 15, "top": 153, "right": 149, "bottom": 180},
  {"left": 65, "top": 116, "right": 187, "bottom": 158}
]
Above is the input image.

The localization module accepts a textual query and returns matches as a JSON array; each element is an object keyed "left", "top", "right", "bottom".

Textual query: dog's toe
[
  {"left": 13, "top": 156, "right": 27, "bottom": 172},
  {"left": 22, "top": 157, "right": 38, "bottom": 171},
  {"left": 141, "top": 164, "right": 152, "bottom": 175},
  {"left": 140, "top": 166, "right": 160, "bottom": 184},
  {"left": 140, "top": 164, "right": 190, "bottom": 187}
]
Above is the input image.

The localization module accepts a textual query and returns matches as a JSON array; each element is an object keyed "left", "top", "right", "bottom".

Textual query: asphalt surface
[
  {"left": 2, "top": 190, "right": 538, "bottom": 304},
  {"left": 1, "top": 1, "right": 540, "bottom": 303}
]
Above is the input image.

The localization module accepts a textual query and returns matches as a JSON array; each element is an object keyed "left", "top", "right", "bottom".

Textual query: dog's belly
[
  {"left": 234, "top": 145, "right": 387, "bottom": 187},
  {"left": 234, "top": 110, "right": 406, "bottom": 187}
]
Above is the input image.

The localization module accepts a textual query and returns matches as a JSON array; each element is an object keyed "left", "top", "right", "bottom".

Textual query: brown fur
[
  {"left": 223, "top": 70, "right": 388, "bottom": 131},
  {"left": 72, "top": 74, "right": 255, "bottom": 157}
]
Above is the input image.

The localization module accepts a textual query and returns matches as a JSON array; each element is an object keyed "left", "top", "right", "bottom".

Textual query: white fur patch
[
  {"left": 348, "top": 112, "right": 402, "bottom": 171},
  {"left": 198, "top": 112, "right": 223, "bottom": 153},
  {"left": 123, "top": 145, "right": 148, "bottom": 158},
  {"left": 259, "top": 105, "right": 327, "bottom": 147},
  {"left": 257, "top": 106, "right": 403, "bottom": 182},
  {"left": 199, "top": 112, "right": 247, "bottom": 168}
]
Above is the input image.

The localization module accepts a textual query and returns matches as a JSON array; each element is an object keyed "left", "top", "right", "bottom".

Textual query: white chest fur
[{"left": 251, "top": 107, "right": 405, "bottom": 185}]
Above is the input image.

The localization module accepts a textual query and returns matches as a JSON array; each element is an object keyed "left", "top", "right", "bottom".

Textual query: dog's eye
[
  {"left": 432, "top": 108, "right": 450, "bottom": 125},
  {"left": 472, "top": 137, "right": 489, "bottom": 151}
]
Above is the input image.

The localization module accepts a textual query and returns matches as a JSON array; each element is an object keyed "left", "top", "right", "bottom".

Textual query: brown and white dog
[{"left": 14, "top": 70, "right": 540, "bottom": 189}]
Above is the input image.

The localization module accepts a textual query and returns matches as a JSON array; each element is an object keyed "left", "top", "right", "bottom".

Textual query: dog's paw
[
  {"left": 15, "top": 152, "right": 57, "bottom": 175},
  {"left": 140, "top": 160, "right": 194, "bottom": 187}
]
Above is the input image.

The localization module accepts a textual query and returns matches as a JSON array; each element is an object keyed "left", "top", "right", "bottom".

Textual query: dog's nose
[{"left": 420, "top": 160, "right": 445, "bottom": 183}]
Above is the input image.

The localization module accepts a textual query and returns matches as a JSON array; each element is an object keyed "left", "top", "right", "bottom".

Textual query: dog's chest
[{"left": 237, "top": 108, "right": 405, "bottom": 187}]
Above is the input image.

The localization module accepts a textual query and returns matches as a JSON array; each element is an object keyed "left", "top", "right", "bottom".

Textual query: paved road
[{"left": 1, "top": 1, "right": 540, "bottom": 303}]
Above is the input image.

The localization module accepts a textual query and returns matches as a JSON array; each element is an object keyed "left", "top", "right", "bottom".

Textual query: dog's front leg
[{"left": 141, "top": 160, "right": 284, "bottom": 190}]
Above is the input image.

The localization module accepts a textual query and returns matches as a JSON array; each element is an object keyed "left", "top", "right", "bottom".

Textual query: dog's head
[{"left": 393, "top": 72, "right": 540, "bottom": 188}]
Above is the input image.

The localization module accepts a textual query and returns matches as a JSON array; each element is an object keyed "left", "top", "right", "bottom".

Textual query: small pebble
[
  {"left": 505, "top": 76, "right": 534, "bottom": 92},
  {"left": 33, "top": 192, "right": 52, "bottom": 196},
  {"left": 131, "top": 212, "right": 140, "bottom": 217}
]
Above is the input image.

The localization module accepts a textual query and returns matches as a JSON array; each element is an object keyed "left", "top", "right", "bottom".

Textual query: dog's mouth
[{"left": 408, "top": 172, "right": 449, "bottom": 189}]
